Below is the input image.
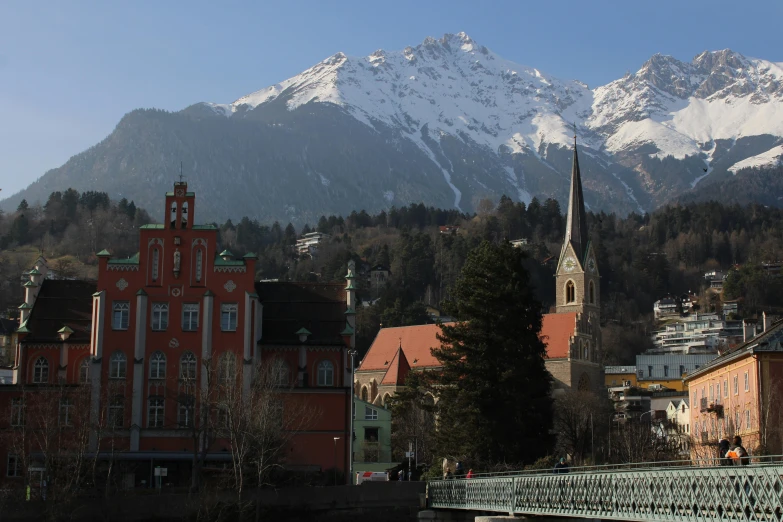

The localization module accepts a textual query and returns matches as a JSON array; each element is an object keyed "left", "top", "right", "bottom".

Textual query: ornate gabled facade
[
  {"left": 543, "top": 136, "right": 603, "bottom": 394},
  {"left": 0, "top": 182, "right": 356, "bottom": 488}
]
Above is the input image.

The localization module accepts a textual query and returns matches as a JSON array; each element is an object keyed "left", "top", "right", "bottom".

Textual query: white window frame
[
  {"left": 148, "top": 397, "right": 165, "bottom": 428},
  {"left": 365, "top": 406, "right": 378, "bottom": 421},
  {"left": 149, "top": 351, "right": 166, "bottom": 379},
  {"left": 151, "top": 303, "right": 169, "bottom": 331},
  {"left": 112, "top": 301, "right": 130, "bottom": 330},
  {"left": 110, "top": 352, "right": 127, "bottom": 379},
  {"left": 744, "top": 371, "right": 749, "bottom": 392},
  {"left": 218, "top": 353, "right": 236, "bottom": 385},
  {"left": 733, "top": 375, "right": 739, "bottom": 395},
  {"left": 79, "top": 358, "right": 90, "bottom": 383},
  {"left": 59, "top": 398, "right": 73, "bottom": 426},
  {"left": 180, "top": 352, "right": 197, "bottom": 380},
  {"left": 220, "top": 303, "right": 238, "bottom": 331},
  {"left": 6, "top": 455, "right": 20, "bottom": 478},
  {"left": 178, "top": 398, "right": 193, "bottom": 428},
  {"left": 317, "top": 360, "right": 334, "bottom": 387},
  {"left": 182, "top": 303, "right": 199, "bottom": 331},
  {"left": 746, "top": 409, "right": 751, "bottom": 430},
  {"left": 723, "top": 379, "right": 728, "bottom": 398},
  {"left": 33, "top": 356, "right": 49, "bottom": 384},
  {"left": 735, "top": 411, "right": 741, "bottom": 431},
  {"left": 109, "top": 396, "right": 124, "bottom": 428}
]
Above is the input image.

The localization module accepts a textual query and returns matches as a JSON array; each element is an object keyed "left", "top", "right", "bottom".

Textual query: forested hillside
[{"left": 3, "top": 188, "right": 783, "bottom": 364}]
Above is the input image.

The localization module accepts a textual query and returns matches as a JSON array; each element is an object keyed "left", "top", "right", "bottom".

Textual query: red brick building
[{"left": 1, "top": 182, "right": 355, "bottom": 488}]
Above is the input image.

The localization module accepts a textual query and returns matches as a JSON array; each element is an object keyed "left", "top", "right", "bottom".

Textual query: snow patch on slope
[{"left": 728, "top": 145, "right": 783, "bottom": 173}]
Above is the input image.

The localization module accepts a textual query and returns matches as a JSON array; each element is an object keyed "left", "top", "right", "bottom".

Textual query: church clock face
[
  {"left": 175, "top": 188, "right": 185, "bottom": 197},
  {"left": 587, "top": 257, "right": 596, "bottom": 273},
  {"left": 563, "top": 256, "right": 576, "bottom": 272}
]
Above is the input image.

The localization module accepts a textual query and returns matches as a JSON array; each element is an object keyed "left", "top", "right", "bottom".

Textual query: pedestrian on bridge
[
  {"left": 728, "top": 436, "right": 750, "bottom": 466},
  {"left": 554, "top": 458, "right": 570, "bottom": 474},
  {"left": 718, "top": 437, "right": 731, "bottom": 466}
]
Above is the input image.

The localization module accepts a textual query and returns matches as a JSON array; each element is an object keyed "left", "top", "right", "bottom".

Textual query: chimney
[
  {"left": 743, "top": 320, "right": 755, "bottom": 343},
  {"left": 763, "top": 311, "right": 772, "bottom": 332}
]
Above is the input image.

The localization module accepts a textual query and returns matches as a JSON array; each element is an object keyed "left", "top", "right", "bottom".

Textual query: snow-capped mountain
[{"left": 3, "top": 34, "right": 783, "bottom": 223}]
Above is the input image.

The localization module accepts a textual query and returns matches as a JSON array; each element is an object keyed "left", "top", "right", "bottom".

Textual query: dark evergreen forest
[{"left": 3, "top": 186, "right": 783, "bottom": 364}]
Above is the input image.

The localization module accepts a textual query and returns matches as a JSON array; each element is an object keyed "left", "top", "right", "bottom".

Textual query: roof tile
[{"left": 540, "top": 312, "right": 577, "bottom": 359}]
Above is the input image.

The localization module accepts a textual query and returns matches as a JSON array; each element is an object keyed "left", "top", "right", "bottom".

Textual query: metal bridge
[{"left": 427, "top": 459, "right": 783, "bottom": 521}]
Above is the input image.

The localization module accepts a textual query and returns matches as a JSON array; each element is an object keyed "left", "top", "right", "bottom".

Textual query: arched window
[
  {"left": 170, "top": 201, "right": 177, "bottom": 228},
  {"left": 181, "top": 201, "right": 188, "bottom": 228},
  {"left": 382, "top": 394, "right": 391, "bottom": 409},
  {"left": 149, "top": 351, "right": 166, "bottom": 379},
  {"left": 110, "top": 351, "right": 127, "bottom": 379},
  {"left": 79, "top": 358, "right": 90, "bottom": 383},
  {"left": 589, "top": 281, "right": 595, "bottom": 304},
  {"left": 370, "top": 380, "right": 378, "bottom": 402},
  {"left": 361, "top": 386, "right": 368, "bottom": 402},
  {"left": 33, "top": 357, "right": 49, "bottom": 384},
  {"left": 180, "top": 352, "right": 197, "bottom": 380},
  {"left": 565, "top": 281, "right": 575, "bottom": 304},
  {"left": 317, "top": 360, "right": 334, "bottom": 387},
  {"left": 151, "top": 248, "right": 160, "bottom": 282}
]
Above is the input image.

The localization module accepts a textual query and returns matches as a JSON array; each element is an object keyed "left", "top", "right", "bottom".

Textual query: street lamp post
[
  {"left": 333, "top": 437, "right": 341, "bottom": 486},
  {"left": 348, "top": 349, "right": 357, "bottom": 486}
]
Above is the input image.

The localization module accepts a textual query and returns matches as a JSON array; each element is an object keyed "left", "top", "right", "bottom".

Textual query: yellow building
[{"left": 604, "top": 366, "right": 637, "bottom": 388}]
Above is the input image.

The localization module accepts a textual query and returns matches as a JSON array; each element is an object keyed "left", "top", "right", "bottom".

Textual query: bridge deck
[{"left": 428, "top": 464, "right": 783, "bottom": 521}]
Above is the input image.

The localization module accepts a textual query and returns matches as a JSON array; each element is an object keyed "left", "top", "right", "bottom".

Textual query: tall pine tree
[{"left": 432, "top": 240, "right": 552, "bottom": 465}]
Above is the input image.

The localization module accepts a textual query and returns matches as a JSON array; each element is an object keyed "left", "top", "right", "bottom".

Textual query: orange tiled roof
[
  {"left": 381, "top": 347, "right": 411, "bottom": 385},
  {"left": 540, "top": 312, "right": 577, "bottom": 359},
  {"left": 359, "top": 324, "right": 444, "bottom": 372}
]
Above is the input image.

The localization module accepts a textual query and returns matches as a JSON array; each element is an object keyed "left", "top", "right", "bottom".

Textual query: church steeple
[{"left": 564, "top": 132, "right": 589, "bottom": 263}]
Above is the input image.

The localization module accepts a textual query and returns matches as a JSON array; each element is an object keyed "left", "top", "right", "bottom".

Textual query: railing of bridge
[{"left": 428, "top": 456, "right": 783, "bottom": 521}]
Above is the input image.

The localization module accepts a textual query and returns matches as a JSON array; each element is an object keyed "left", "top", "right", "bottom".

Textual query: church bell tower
[{"left": 555, "top": 134, "right": 600, "bottom": 318}]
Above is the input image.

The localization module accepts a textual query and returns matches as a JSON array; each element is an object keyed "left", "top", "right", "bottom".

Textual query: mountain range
[{"left": 3, "top": 32, "right": 783, "bottom": 223}]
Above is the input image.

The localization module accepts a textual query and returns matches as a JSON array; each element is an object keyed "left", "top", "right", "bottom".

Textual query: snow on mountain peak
[{"left": 200, "top": 37, "right": 783, "bottom": 193}]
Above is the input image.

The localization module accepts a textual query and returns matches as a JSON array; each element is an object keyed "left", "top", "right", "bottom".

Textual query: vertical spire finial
[
  {"left": 179, "top": 161, "right": 184, "bottom": 183},
  {"left": 573, "top": 122, "right": 577, "bottom": 146}
]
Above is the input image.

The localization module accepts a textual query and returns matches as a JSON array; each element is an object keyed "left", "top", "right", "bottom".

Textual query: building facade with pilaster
[{"left": 0, "top": 183, "right": 355, "bottom": 488}]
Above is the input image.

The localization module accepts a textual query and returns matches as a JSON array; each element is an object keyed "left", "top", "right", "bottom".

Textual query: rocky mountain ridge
[{"left": 3, "top": 33, "right": 782, "bottom": 223}]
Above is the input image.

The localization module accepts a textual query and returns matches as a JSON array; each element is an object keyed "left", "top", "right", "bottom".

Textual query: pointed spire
[{"left": 564, "top": 129, "right": 589, "bottom": 262}]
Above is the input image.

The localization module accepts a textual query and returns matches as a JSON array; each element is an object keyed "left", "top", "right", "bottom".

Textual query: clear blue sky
[{"left": 1, "top": 0, "right": 781, "bottom": 199}]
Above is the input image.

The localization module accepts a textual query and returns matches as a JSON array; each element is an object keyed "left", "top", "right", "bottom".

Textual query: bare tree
[
  {"left": 217, "top": 355, "right": 321, "bottom": 501},
  {"left": 553, "top": 390, "right": 609, "bottom": 465}
]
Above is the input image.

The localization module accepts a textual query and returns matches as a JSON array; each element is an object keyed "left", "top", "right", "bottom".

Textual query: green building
[{"left": 353, "top": 396, "right": 396, "bottom": 476}]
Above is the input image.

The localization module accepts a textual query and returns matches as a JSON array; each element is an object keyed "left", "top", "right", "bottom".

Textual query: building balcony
[{"left": 699, "top": 397, "right": 723, "bottom": 415}]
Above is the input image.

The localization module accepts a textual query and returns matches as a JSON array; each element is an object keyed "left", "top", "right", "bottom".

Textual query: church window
[
  {"left": 589, "top": 281, "right": 595, "bottom": 304},
  {"left": 565, "top": 281, "right": 575, "bottom": 304},
  {"left": 151, "top": 248, "right": 160, "bottom": 282},
  {"left": 181, "top": 201, "right": 188, "bottom": 228},
  {"left": 361, "top": 386, "right": 368, "bottom": 402}
]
